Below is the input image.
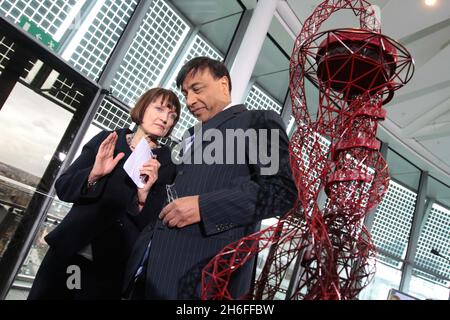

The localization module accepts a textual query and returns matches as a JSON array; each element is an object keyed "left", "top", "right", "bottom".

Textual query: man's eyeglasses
[{"left": 165, "top": 183, "right": 178, "bottom": 204}]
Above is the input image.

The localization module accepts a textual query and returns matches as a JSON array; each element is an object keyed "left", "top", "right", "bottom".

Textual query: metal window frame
[{"left": 0, "top": 15, "right": 102, "bottom": 299}]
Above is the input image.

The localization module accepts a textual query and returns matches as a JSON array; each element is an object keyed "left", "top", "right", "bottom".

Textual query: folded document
[{"left": 123, "top": 137, "right": 154, "bottom": 188}]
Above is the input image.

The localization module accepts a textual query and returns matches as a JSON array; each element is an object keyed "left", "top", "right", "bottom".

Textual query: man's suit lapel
[
  {"left": 187, "top": 104, "right": 247, "bottom": 158},
  {"left": 202, "top": 104, "right": 247, "bottom": 132}
]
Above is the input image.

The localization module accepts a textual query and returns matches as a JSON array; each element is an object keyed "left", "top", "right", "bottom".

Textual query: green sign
[{"left": 18, "top": 16, "right": 59, "bottom": 51}]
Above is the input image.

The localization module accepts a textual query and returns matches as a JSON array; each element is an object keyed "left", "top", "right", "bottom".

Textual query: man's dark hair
[{"left": 176, "top": 56, "right": 232, "bottom": 93}]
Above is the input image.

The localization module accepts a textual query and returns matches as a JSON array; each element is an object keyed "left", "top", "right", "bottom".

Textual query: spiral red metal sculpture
[{"left": 202, "top": 0, "right": 414, "bottom": 300}]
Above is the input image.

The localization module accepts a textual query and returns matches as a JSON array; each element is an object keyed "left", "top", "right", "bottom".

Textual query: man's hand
[{"left": 159, "top": 195, "right": 200, "bottom": 228}]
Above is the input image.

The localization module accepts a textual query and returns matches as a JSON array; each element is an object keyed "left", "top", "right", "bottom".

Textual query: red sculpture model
[{"left": 202, "top": 0, "right": 414, "bottom": 300}]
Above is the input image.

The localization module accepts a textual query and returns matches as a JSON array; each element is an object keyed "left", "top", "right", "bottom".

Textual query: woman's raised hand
[{"left": 89, "top": 132, "right": 125, "bottom": 182}]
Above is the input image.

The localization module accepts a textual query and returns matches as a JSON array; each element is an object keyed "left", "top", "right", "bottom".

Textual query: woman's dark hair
[
  {"left": 176, "top": 56, "right": 232, "bottom": 93},
  {"left": 130, "top": 87, "right": 181, "bottom": 137}
]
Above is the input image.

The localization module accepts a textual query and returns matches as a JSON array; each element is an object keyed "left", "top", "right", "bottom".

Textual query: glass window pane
[
  {"left": 428, "top": 176, "right": 450, "bottom": 212},
  {"left": 65, "top": 0, "right": 139, "bottom": 81},
  {"left": 245, "top": 35, "right": 288, "bottom": 112},
  {"left": 359, "top": 257, "right": 403, "bottom": 300},
  {"left": 371, "top": 180, "right": 417, "bottom": 260},
  {"left": 198, "top": 12, "right": 242, "bottom": 55},
  {"left": 0, "top": 83, "right": 72, "bottom": 180},
  {"left": 0, "top": 83, "right": 71, "bottom": 266},
  {"left": 408, "top": 269, "right": 449, "bottom": 300},
  {"left": 5, "top": 120, "right": 106, "bottom": 300},
  {"left": 110, "top": 0, "right": 190, "bottom": 105},
  {"left": 0, "top": 27, "right": 100, "bottom": 298},
  {"left": 245, "top": 85, "right": 282, "bottom": 114},
  {"left": 0, "top": 34, "right": 14, "bottom": 76},
  {"left": 0, "top": 0, "right": 79, "bottom": 40},
  {"left": 1, "top": 0, "right": 139, "bottom": 81},
  {"left": 414, "top": 199, "right": 450, "bottom": 285},
  {"left": 170, "top": 0, "right": 242, "bottom": 26},
  {"left": 93, "top": 98, "right": 133, "bottom": 131},
  {"left": 165, "top": 35, "right": 224, "bottom": 141},
  {"left": 171, "top": 0, "right": 243, "bottom": 56},
  {"left": 385, "top": 148, "right": 421, "bottom": 192}
]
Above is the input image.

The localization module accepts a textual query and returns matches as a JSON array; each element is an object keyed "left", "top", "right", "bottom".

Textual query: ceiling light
[{"left": 424, "top": 0, "right": 436, "bottom": 6}]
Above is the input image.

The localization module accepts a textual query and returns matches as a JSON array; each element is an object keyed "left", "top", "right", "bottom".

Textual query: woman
[{"left": 28, "top": 87, "right": 180, "bottom": 299}]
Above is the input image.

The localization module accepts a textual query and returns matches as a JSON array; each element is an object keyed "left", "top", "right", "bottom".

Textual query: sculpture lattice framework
[{"left": 201, "top": 0, "right": 414, "bottom": 300}]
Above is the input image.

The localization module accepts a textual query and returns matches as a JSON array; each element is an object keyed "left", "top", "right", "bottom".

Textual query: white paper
[{"left": 123, "top": 137, "right": 154, "bottom": 188}]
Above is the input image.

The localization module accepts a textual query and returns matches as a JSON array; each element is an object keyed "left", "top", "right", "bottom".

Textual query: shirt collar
[{"left": 222, "top": 102, "right": 234, "bottom": 111}]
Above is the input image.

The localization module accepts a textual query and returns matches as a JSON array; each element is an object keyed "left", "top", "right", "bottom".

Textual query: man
[{"left": 123, "top": 57, "right": 297, "bottom": 299}]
